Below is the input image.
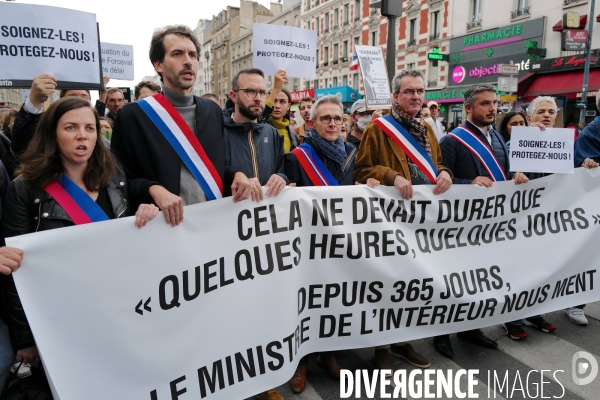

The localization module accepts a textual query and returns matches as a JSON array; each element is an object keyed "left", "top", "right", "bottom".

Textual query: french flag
[{"left": 350, "top": 54, "right": 359, "bottom": 71}]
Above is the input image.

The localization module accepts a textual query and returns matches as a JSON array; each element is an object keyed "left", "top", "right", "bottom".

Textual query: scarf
[
  {"left": 271, "top": 117, "right": 292, "bottom": 153},
  {"left": 305, "top": 129, "right": 348, "bottom": 168},
  {"left": 391, "top": 104, "right": 432, "bottom": 157}
]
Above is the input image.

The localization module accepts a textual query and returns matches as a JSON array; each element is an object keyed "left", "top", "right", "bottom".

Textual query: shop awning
[
  {"left": 523, "top": 69, "right": 600, "bottom": 98},
  {"left": 553, "top": 15, "right": 588, "bottom": 31},
  {"left": 314, "top": 86, "right": 362, "bottom": 103}
]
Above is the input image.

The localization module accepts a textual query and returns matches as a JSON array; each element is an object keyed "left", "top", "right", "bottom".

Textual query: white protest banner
[
  {"left": 100, "top": 42, "right": 134, "bottom": 81},
  {"left": 8, "top": 169, "right": 600, "bottom": 400},
  {"left": 253, "top": 24, "right": 317, "bottom": 79},
  {"left": 355, "top": 45, "right": 392, "bottom": 108},
  {"left": 509, "top": 127, "right": 575, "bottom": 173},
  {"left": 0, "top": 3, "right": 101, "bottom": 90}
]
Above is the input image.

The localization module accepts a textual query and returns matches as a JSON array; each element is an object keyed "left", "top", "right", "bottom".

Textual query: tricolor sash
[
  {"left": 373, "top": 115, "right": 438, "bottom": 184},
  {"left": 43, "top": 175, "right": 109, "bottom": 225},
  {"left": 292, "top": 143, "right": 339, "bottom": 186},
  {"left": 137, "top": 94, "right": 223, "bottom": 200},
  {"left": 449, "top": 127, "right": 507, "bottom": 182}
]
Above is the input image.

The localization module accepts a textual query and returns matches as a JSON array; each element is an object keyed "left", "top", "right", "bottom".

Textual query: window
[
  {"left": 324, "top": 78, "right": 328, "bottom": 87},
  {"left": 316, "top": 49, "right": 320, "bottom": 63},
  {"left": 471, "top": 0, "right": 481, "bottom": 22},
  {"left": 353, "top": 73, "right": 359, "bottom": 90},
  {"left": 344, "top": 4, "right": 350, "bottom": 24},
  {"left": 371, "top": 32, "right": 376, "bottom": 46},
  {"left": 343, "top": 40, "right": 348, "bottom": 58},
  {"left": 430, "top": 11, "right": 439, "bottom": 39},
  {"left": 333, "top": 77, "right": 338, "bottom": 86},
  {"left": 343, "top": 75, "right": 348, "bottom": 86},
  {"left": 409, "top": 19, "right": 416, "bottom": 42},
  {"left": 355, "top": 0, "right": 361, "bottom": 20},
  {"left": 306, "top": 81, "right": 311, "bottom": 90},
  {"left": 324, "top": 46, "right": 329, "bottom": 62},
  {"left": 325, "top": 13, "right": 330, "bottom": 31},
  {"left": 316, "top": 17, "right": 320, "bottom": 33},
  {"left": 314, "top": 79, "right": 319, "bottom": 89},
  {"left": 517, "top": 0, "right": 530, "bottom": 8},
  {"left": 306, "top": 0, "right": 310, "bottom": 11},
  {"left": 334, "top": 43, "right": 339, "bottom": 59},
  {"left": 354, "top": 37, "right": 360, "bottom": 46},
  {"left": 334, "top": 9, "right": 339, "bottom": 27},
  {"left": 407, "top": 62, "right": 415, "bottom": 70}
]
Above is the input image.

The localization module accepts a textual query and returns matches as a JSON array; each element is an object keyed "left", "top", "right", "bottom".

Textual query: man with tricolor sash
[
  {"left": 111, "top": 25, "right": 253, "bottom": 226},
  {"left": 437, "top": 83, "right": 528, "bottom": 359},
  {"left": 353, "top": 69, "right": 453, "bottom": 375}
]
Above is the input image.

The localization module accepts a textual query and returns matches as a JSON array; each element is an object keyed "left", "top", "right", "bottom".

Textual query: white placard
[
  {"left": 100, "top": 42, "right": 134, "bottom": 81},
  {"left": 253, "top": 24, "right": 317, "bottom": 79},
  {"left": 509, "top": 127, "right": 575, "bottom": 173},
  {"left": 7, "top": 169, "right": 600, "bottom": 400},
  {"left": 0, "top": 3, "right": 101, "bottom": 89},
  {"left": 355, "top": 45, "right": 392, "bottom": 108}
]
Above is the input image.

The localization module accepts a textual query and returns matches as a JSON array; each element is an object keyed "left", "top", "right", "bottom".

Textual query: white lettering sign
[{"left": 355, "top": 45, "right": 392, "bottom": 108}]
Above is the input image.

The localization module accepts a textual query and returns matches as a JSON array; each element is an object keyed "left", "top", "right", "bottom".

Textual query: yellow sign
[
  {"left": 564, "top": 12, "right": 580, "bottom": 29},
  {"left": 500, "top": 95, "right": 517, "bottom": 102}
]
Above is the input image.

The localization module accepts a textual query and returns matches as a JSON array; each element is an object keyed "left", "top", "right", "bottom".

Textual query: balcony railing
[
  {"left": 429, "top": 33, "right": 440, "bottom": 41},
  {"left": 467, "top": 19, "right": 482, "bottom": 30},
  {"left": 564, "top": 0, "right": 583, "bottom": 5},
  {"left": 511, "top": 6, "right": 530, "bottom": 19},
  {"left": 427, "top": 80, "right": 438, "bottom": 88},
  {"left": 407, "top": 39, "right": 417, "bottom": 47},
  {"left": 354, "top": 16, "right": 361, "bottom": 21}
]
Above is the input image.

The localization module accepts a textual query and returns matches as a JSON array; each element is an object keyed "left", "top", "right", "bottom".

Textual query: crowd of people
[{"left": 0, "top": 23, "right": 599, "bottom": 400}]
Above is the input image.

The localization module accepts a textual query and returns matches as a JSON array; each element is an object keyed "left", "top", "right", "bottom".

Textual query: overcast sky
[{"left": 13, "top": 0, "right": 274, "bottom": 88}]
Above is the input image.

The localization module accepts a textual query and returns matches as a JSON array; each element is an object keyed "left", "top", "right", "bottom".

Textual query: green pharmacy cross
[
  {"left": 486, "top": 48, "right": 494, "bottom": 57},
  {"left": 440, "top": 106, "right": 446, "bottom": 114},
  {"left": 453, "top": 54, "right": 461, "bottom": 63}
]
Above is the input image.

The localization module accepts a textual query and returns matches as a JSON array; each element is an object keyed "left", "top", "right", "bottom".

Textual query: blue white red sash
[
  {"left": 292, "top": 143, "right": 339, "bottom": 186},
  {"left": 449, "top": 127, "right": 507, "bottom": 182},
  {"left": 373, "top": 115, "right": 438, "bottom": 184},
  {"left": 137, "top": 94, "right": 223, "bottom": 200},
  {"left": 44, "top": 175, "right": 109, "bottom": 225}
]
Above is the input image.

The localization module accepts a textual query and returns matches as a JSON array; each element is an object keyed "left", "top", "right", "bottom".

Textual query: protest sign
[
  {"left": 8, "top": 169, "right": 600, "bottom": 400},
  {"left": 509, "top": 127, "right": 575, "bottom": 174},
  {"left": 253, "top": 24, "right": 317, "bottom": 79},
  {"left": 0, "top": 3, "right": 102, "bottom": 89},
  {"left": 355, "top": 45, "right": 392, "bottom": 108},
  {"left": 100, "top": 42, "right": 134, "bottom": 81}
]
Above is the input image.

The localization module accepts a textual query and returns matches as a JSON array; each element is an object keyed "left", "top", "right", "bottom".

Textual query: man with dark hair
[
  {"left": 111, "top": 25, "right": 253, "bottom": 226},
  {"left": 437, "top": 83, "right": 528, "bottom": 357},
  {"left": 134, "top": 81, "right": 161, "bottom": 101},
  {"left": 223, "top": 68, "right": 288, "bottom": 202},
  {"left": 293, "top": 96, "right": 315, "bottom": 144},
  {"left": 106, "top": 88, "right": 125, "bottom": 121}
]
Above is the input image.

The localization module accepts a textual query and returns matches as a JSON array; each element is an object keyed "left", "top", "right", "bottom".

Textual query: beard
[
  {"left": 164, "top": 66, "right": 195, "bottom": 91},
  {"left": 238, "top": 100, "right": 264, "bottom": 121}
]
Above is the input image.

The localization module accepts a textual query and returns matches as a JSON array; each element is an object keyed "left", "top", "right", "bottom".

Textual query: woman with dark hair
[
  {"left": 2, "top": 96, "right": 158, "bottom": 368},
  {"left": 498, "top": 111, "right": 527, "bottom": 150},
  {"left": 267, "top": 70, "right": 300, "bottom": 152}
]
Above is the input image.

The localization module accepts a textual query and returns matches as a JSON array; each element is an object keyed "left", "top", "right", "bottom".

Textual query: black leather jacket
[{"left": 2, "top": 169, "right": 130, "bottom": 349}]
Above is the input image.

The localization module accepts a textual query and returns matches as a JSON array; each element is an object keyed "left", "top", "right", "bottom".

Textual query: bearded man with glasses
[
  {"left": 222, "top": 68, "right": 288, "bottom": 203},
  {"left": 354, "top": 69, "right": 453, "bottom": 375}
]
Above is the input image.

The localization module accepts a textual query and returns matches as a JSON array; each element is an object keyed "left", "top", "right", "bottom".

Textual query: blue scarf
[{"left": 305, "top": 129, "right": 348, "bottom": 168}]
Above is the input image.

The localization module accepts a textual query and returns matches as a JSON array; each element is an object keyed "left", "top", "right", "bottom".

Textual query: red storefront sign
[{"left": 290, "top": 89, "right": 315, "bottom": 103}]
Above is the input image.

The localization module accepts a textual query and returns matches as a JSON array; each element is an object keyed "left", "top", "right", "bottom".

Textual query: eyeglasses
[
  {"left": 234, "top": 88, "right": 270, "bottom": 99},
  {"left": 400, "top": 88, "right": 426, "bottom": 96},
  {"left": 318, "top": 115, "right": 344, "bottom": 125},
  {"left": 354, "top": 110, "right": 374, "bottom": 117}
]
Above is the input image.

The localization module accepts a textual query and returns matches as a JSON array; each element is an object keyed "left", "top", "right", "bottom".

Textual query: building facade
[
  {"left": 231, "top": 0, "right": 304, "bottom": 93},
  {"left": 440, "top": 0, "right": 600, "bottom": 125},
  {"left": 194, "top": 19, "right": 212, "bottom": 97}
]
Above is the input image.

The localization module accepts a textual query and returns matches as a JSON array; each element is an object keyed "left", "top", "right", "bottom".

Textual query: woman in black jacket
[{"left": 2, "top": 97, "right": 158, "bottom": 368}]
